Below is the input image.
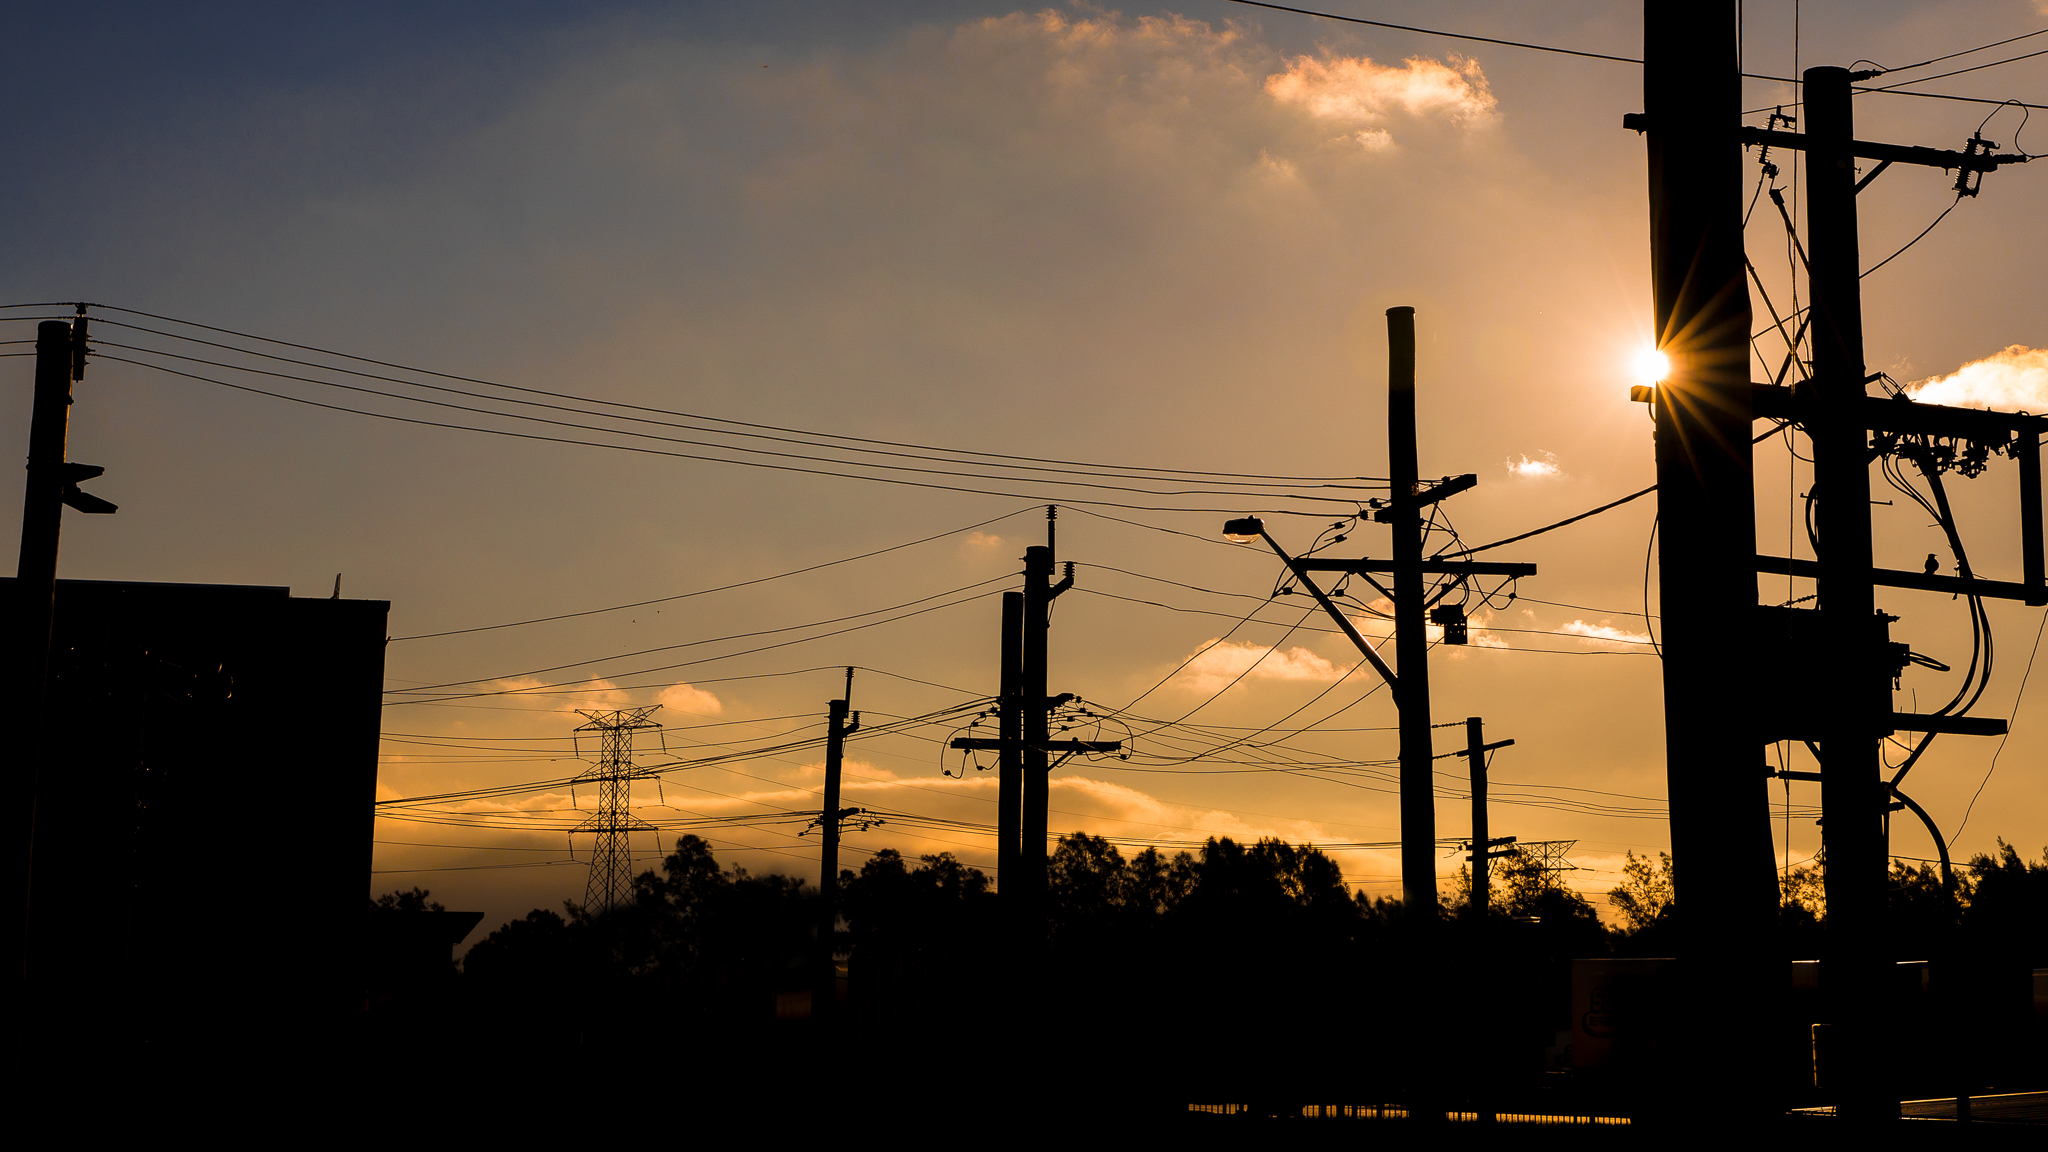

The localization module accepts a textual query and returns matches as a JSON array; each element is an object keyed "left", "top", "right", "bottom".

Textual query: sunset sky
[{"left": 4, "top": 1, "right": 2044, "bottom": 937}]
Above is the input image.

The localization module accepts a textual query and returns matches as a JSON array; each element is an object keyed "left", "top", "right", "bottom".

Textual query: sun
[{"left": 1632, "top": 346, "right": 1671, "bottom": 385}]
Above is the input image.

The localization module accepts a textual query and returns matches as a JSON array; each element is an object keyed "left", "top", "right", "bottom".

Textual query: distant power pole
[
  {"left": 814, "top": 669, "right": 858, "bottom": 1022},
  {"left": 569, "top": 707, "right": 663, "bottom": 914},
  {"left": 996, "top": 592, "right": 1023, "bottom": 891},
  {"left": 1456, "top": 717, "right": 1514, "bottom": 916},
  {"left": 1226, "top": 308, "right": 1534, "bottom": 916},
  {"left": 952, "top": 509, "right": 1117, "bottom": 942},
  {"left": 1016, "top": 521, "right": 1068, "bottom": 925}
]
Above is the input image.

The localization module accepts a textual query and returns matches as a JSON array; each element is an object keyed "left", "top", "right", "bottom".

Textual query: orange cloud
[
  {"left": 1907, "top": 345, "right": 2048, "bottom": 412},
  {"left": 1176, "top": 638, "right": 1344, "bottom": 692},
  {"left": 658, "top": 682, "right": 725, "bottom": 716},
  {"left": 1265, "top": 53, "right": 1497, "bottom": 130}
]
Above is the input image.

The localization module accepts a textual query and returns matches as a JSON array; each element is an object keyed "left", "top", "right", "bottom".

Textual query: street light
[{"left": 1221, "top": 516, "right": 1264, "bottom": 542}]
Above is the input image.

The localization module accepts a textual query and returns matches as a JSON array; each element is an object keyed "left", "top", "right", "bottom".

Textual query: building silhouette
[{"left": 13, "top": 577, "right": 385, "bottom": 1079}]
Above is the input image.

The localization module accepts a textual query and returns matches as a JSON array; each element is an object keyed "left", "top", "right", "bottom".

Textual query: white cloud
[
  {"left": 963, "top": 531, "right": 1005, "bottom": 548},
  {"left": 1175, "top": 638, "right": 1345, "bottom": 692},
  {"left": 1559, "top": 619, "right": 1651, "bottom": 647},
  {"left": 1506, "top": 451, "right": 1562, "bottom": 478},
  {"left": 1907, "top": 345, "right": 2048, "bottom": 412},
  {"left": 658, "top": 682, "right": 724, "bottom": 716},
  {"left": 1264, "top": 52, "right": 1497, "bottom": 127}
]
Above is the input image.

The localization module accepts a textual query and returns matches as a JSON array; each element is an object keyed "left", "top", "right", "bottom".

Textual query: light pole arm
[{"left": 1253, "top": 528, "right": 1402, "bottom": 703}]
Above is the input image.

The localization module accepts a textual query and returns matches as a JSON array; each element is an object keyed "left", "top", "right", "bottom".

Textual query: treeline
[
  {"left": 444, "top": 834, "right": 2047, "bottom": 1014},
  {"left": 379, "top": 834, "right": 2043, "bottom": 1108}
]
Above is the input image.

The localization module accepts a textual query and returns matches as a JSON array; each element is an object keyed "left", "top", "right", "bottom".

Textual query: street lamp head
[{"left": 1221, "top": 516, "right": 1265, "bottom": 542}]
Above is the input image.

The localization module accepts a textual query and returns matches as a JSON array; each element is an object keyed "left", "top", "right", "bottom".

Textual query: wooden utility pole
[
  {"left": 1230, "top": 308, "right": 1533, "bottom": 916},
  {"left": 1017, "top": 539, "right": 1060, "bottom": 925},
  {"left": 1385, "top": 307, "right": 1438, "bottom": 915},
  {"left": 814, "top": 671, "right": 857, "bottom": 1022},
  {"left": 954, "top": 513, "right": 1115, "bottom": 944},
  {"left": 1640, "top": 0, "right": 1776, "bottom": 943},
  {"left": 1631, "top": 2, "right": 1779, "bottom": 1121},
  {"left": 1633, "top": 6, "right": 2033, "bottom": 1117},
  {"left": 15, "top": 310, "right": 111, "bottom": 984},
  {"left": 996, "top": 591, "right": 1023, "bottom": 888},
  {"left": 1457, "top": 718, "right": 1513, "bottom": 916},
  {"left": 1800, "top": 64, "right": 1893, "bottom": 1122}
]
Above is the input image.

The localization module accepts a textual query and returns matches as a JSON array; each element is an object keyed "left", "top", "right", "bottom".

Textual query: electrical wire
[
  {"left": 1436, "top": 485, "right": 1657, "bottom": 558},
  {"left": 1861, "top": 197, "right": 1964, "bottom": 281},
  {"left": 95, "top": 344, "right": 1369, "bottom": 514},
  {"left": 1953, "top": 606, "right": 2046, "bottom": 847},
  {"left": 1875, "top": 28, "right": 2048, "bottom": 77},
  {"left": 1222, "top": 0, "right": 1638, "bottom": 63},
  {"left": 1865, "top": 47, "right": 2048, "bottom": 92},
  {"left": 392, "top": 506, "right": 1038, "bottom": 640},
  {"left": 389, "top": 575, "right": 1016, "bottom": 693},
  {"left": 1223, "top": 1, "right": 2046, "bottom": 110},
  {"left": 84, "top": 305, "right": 1380, "bottom": 486},
  {"left": 385, "top": 587, "right": 1007, "bottom": 704}
]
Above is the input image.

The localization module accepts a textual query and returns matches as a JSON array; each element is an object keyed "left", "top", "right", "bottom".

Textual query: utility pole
[
  {"left": 1385, "top": 307, "right": 1437, "bottom": 915},
  {"left": 1629, "top": 7, "right": 2034, "bottom": 1117},
  {"left": 15, "top": 309, "right": 112, "bottom": 983},
  {"left": 1224, "top": 308, "right": 1534, "bottom": 916},
  {"left": 1017, "top": 509, "right": 1070, "bottom": 929},
  {"left": 1751, "top": 65, "right": 2036, "bottom": 1122},
  {"left": 1628, "top": 2, "right": 1777, "bottom": 1122},
  {"left": 815, "top": 668, "right": 858, "bottom": 1023},
  {"left": 953, "top": 510, "right": 1116, "bottom": 941},
  {"left": 1802, "top": 65, "right": 1892, "bottom": 1123},
  {"left": 1456, "top": 717, "right": 1514, "bottom": 916},
  {"left": 1639, "top": 0, "right": 1775, "bottom": 942},
  {"left": 996, "top": 592, "right": 1023, "bottom": 890}
]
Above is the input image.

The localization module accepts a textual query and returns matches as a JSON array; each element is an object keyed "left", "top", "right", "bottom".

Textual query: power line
[
  {"left": 392, "top": 506, "right": 1038, "bottom": 641},
  {"left": 95, "top": 321, "right": 1384, "bottom": 497},
  {"left": 96, "top": 343, "right": 1371, "bottom": 511},
  {"left": 1437, "top": 485, "right": 1657, "bottom": 558},
  {"left": 85, "top": 305, "right": 1380, "bottom": 486},
  {"left": 1953, "top": 608, "right": 2046, "bottom": 845},
  {"left": 1229, "top": 0, "right": 2047, "bottom": 109},
  {"left": 101, "top": 350, "right": 1353, "bottom": 518},
  {"left": 1224, "top": 0, "right": 1639, "bottom": 64},
  {"left": 1875, "top": 27, "right": 2048, "bottom": 76},
  {"left": 1867, "top": 47, "right": 2048, "bottom": 92},
  {"left": 384, "top": 588, "right": 1007, "bottom": 704},
  {"left": 1861, "top": 196, "right": 1963, "bottom": 280},
  {"left": 389, "top": 575, "right": 1016, "bottom": 693}
]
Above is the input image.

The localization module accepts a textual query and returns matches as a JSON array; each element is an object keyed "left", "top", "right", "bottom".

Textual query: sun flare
[{"left": 1632, "top": 347, "right": 1671, "bottom": 384}]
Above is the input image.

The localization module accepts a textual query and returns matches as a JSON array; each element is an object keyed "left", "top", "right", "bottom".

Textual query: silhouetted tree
[
  {"left": 1606, "top": 851, "right": 1674, "bottom": 934},
  {"left": 1959, "top": 839, "right": 2048, "bottom": 964},
  {"left": 370, "top": 886, "right": 445, "bottom": 914}
]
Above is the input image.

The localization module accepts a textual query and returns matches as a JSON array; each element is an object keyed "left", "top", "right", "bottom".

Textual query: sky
[{"left": 3, "top": 1, "right": 2044, "bottom": 939}]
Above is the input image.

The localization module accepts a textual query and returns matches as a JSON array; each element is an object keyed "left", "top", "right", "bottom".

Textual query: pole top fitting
[{"left": 1386, "top": 305, "right": 1415, "bottom": 318}]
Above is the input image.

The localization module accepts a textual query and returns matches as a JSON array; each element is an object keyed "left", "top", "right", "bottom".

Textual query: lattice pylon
[
  {"left": 1518, "top": 839, "right": 1579, "bottom": 889},
  {"left": 570, "top": 706, "right": 663, "bottom": 914}
]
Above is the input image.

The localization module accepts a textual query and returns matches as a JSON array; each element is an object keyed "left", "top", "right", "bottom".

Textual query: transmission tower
[
  {"left": 570, "top": 706, "right": 663, "bottom": 914},
  {"left": 1516, "top": 839, "right": 1578, "bottom": 889}
]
